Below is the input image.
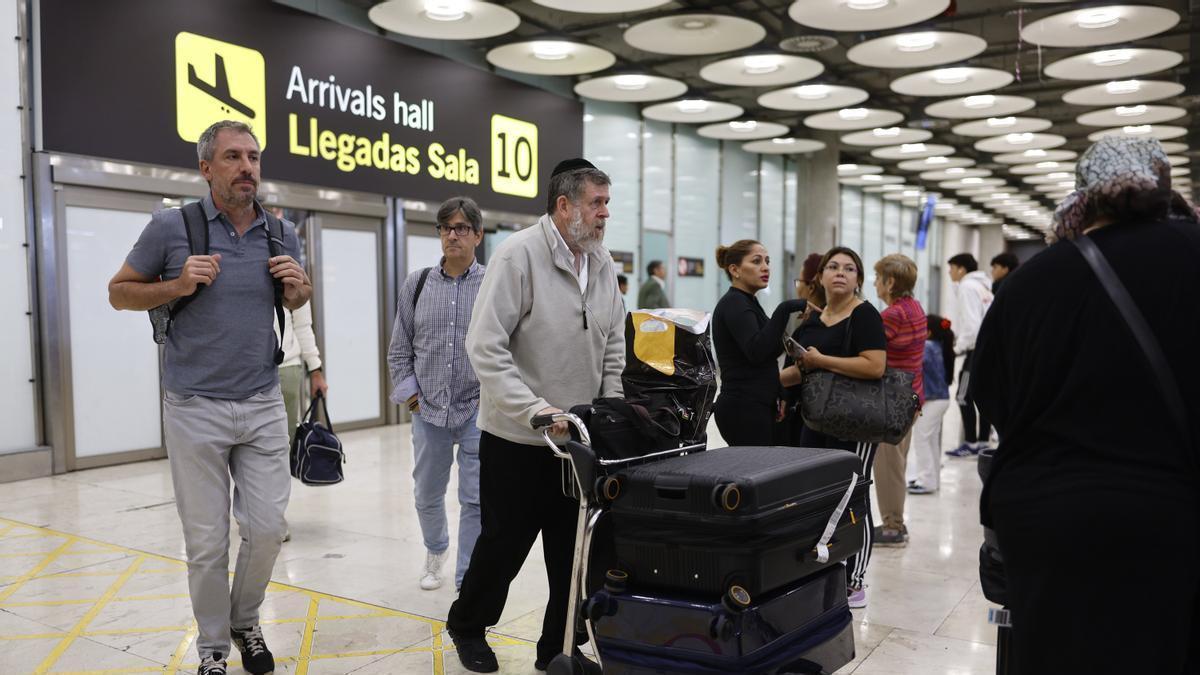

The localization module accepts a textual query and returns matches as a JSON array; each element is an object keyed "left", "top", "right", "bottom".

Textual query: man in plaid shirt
[{"left": 387, "top": 196, "right": 486, "bottom": 592}]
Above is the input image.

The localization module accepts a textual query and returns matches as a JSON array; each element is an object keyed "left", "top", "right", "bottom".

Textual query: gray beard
[{"left": 567, "top": 210, "right": 604, "bottom": 255}]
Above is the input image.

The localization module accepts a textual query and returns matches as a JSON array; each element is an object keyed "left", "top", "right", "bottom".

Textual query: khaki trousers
[{"left": 874, "top": 428, "right": 913, "bottom": 530}]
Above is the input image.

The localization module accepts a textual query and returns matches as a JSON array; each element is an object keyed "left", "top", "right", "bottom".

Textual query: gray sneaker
[
  {"left": 875, "top": 527, "right": 908, "bottom": 547},
  {"left": 198, "top": 653, "right": 227, "bottom": 675}
]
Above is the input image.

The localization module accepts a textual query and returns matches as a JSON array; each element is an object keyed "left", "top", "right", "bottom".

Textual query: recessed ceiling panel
[
  {"left": 1075, "top": 105, "right": 1186, "bottom": 127},
  {"left": 803, "top": 108, "right": 904, "bottom": 131},
  {"left": 699, "top": 54, "right": 824, "bottom": 87},
  {"left": 846, "top": 31, "right": 986, "bottom": 69},
  {"left": 974, "top": 133, "right": 1068, "bottom": 153},
  {"left": 697, "top": 120, "right": 789, "bottom": 140},
  {"left": 574, "top": 74, "right": 687, "bottom": 102},
  {"left": 890, "top": 67, "right": 1014, "bottom": 96},
  {"left": 788, "top": 0, "right": 950, "bottom": 32},
  {"left": 951, "top": 117, "right": 1052, "bottom": 137},
  {"left": 743, "top": 137, "right": 826, "bottom": 154},
  {"left": 1062, "top": 80, "right": 1186, "bottom": 106},
  {"left": 642, "top": 99, "right": 743, "bottom": 123},
  {"left": 1020, "top": 5, "right": 1179, "bottom": 48},
  {"left": 368, "top": 0, "right": 520, "bottom": 39},
  {"left": 759, "top": 84, "right": 870, "bottom": 112},
  {"left": 624, "top": 14, "right": 766, "bottom": 55},
  {"left": 925, "top": 95, "right": 1036, "bottom": 119},
  {"left": 1044, "top": 48, "right": 1183, "bottom": 81},
  {"left": 486, "top": 40, "right": 614, "bottom": 75},
  {"left": 841, "top": 127, "right": 932, "bottom": 146}
]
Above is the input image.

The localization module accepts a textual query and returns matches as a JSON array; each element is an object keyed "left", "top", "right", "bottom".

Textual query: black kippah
[{"left": 551, "top": 158, "right": 596, "bottom": 177}]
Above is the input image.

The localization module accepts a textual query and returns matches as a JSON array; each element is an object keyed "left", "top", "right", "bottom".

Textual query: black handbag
[
  {"left": 798, "top": 310, "right": 920, "bottom": 445},
  {"left": 290, "top": 392, "right": 345, "bottom": 485},
  {"left": 570, "top": 397, "right": 682, "bottom": 461}
]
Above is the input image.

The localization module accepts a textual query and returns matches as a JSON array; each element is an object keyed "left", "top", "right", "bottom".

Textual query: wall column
[{"left": 794, "top": 131, "right": 840, "bottom": 257}]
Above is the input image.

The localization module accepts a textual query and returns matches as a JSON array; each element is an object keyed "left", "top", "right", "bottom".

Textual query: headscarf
[{"left": 1051, "top": 136, "right": 1171, "bottom": 242}]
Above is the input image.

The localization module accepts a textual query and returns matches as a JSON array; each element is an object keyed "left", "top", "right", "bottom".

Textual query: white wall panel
[{"left": 322, "top": 228, "right": 381, "bottom": 424}]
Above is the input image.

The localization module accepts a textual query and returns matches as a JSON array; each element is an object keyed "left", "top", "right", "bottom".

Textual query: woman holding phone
[
  {"left": 780, "top": 246, "right": 886, "bottom": 608},
  {"left": 711, "top": 239, "right": 807, "bottom": 447}
]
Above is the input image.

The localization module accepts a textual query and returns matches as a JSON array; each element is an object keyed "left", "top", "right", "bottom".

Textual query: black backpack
[{"left": 148, "top": 201, "right": 286, "bottom": 365}]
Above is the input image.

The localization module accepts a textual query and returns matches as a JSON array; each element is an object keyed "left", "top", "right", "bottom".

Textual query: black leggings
[
  {"left": 713, "top": 393, "right": 775, "bottom": 447},
  {"left": 960, "top": 350, "right": 992, "bottom": 443},
  {"left": 798, "top": 425, "right": 877, "bottom": 590}
]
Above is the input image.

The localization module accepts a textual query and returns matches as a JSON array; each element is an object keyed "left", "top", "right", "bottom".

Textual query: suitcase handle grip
[{"left": 654, "top": 486, "right": 687, "bottom": 500}]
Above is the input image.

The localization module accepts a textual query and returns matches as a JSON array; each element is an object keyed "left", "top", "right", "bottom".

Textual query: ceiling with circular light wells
[{"left": 360, "top": 0, "right": 1195, "bottom": 239}]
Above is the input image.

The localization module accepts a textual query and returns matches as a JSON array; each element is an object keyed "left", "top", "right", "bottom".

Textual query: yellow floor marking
[
  {"left": 0, "top": 537, "right": 77, "bottom": 603},
  {"left": 34, "top": 555, "right": 145, "bottom": 674},
  {"left": 293, "top": 596, "right": 321, "bottom": 675},
  {"left": 433, "top": 621, "right": 445, "bottom": 675},
  {"left": 166, "top": 623, "right": 198, "bottom": 672}
]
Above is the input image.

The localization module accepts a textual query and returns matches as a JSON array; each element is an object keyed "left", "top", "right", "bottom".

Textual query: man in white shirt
[{"left": 945, "top": 253, "right": 994, "bottom": 457}]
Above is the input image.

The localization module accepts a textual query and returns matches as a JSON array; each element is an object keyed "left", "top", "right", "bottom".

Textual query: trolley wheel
[
  {"left": 601, "top": 476, "right": 621, "bottom": 502},
  {"left": 712, "top": 483, "right": 741, "bottom": 512}
]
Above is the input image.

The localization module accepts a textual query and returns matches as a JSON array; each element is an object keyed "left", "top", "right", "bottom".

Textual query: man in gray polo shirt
[{"left": 108, "top": 120, "right": 311, "bottom": 675}]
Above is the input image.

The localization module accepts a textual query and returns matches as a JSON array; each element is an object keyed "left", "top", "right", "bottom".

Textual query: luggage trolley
[{"left": 530, "top": 411, "right": 707, "bottom": 675}]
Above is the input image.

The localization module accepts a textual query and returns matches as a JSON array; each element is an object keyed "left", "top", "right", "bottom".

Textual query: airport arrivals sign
[{"left": 38, "top": 0, "right": 583, "bottom": 214}]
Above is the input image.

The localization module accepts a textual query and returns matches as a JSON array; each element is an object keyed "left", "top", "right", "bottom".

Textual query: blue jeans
[{"left": 411, "top": 411, "right": 482, "bottom": 588}]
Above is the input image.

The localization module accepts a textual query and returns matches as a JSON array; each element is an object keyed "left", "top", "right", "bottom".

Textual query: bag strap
[
  {"left": 412, "top": 266, "right": 432, "bottom": 311},
  {"left": 815, "top": 471, "right": 859, "bottom": 563},
  {"left": 169, "top": 201, "right": 210, "bottom": 319},
  {"left": 606, "top": 398, "right": 681, "bottom": 438},
  {"left": 1071, "top": 235, "right": 1190, "bottom": 446},
  {"left": 303, "top": 390, "right": 335, "bottom": 434},
  {"left": 263, "top": 208, "right": 287, "bottom": 366}
]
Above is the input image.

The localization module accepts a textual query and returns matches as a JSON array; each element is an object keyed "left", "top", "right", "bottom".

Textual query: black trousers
[
  {"left": 447, "top": 431, "right": 583, "bottom": 662},
  {"left": 713, "top": 393, "right": 775, "bottom": 447},
  {"left": 798, "top": 426, "right": 877, "bottom": 590},
  {"left": 959, "top": 350, "right": 992, "bottom": 443}
]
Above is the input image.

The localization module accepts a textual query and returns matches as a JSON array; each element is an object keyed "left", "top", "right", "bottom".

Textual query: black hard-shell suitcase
[
  {"left": 591, "top": 565, "right": 855, "bottom": 674},
  {"left": 608, "top": 446, "right": 869, "bottom": 598}
]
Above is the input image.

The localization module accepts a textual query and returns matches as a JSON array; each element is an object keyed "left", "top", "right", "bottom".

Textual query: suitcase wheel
[
  {"left": 712, "top": 483, "right": 741, "bottom": 512},
  {"left": 603, "top": 569, "right": 629, "bottom": 593},
  {"left": 600, "top": 476, "right": 621, "bottom": 502},
  {"left": 723, "top": 584, "right": 752, "bottom": 611}
]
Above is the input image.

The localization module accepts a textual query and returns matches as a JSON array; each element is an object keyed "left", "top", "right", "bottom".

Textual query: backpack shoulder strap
[
  {"left": 263, "top": 208, "right": 287, "bottom": 365},
  {"left": 1072, "top": 235, "right": 1191, "bottom": 447},
  {"left": 412, "top": 266, "right": 432, "bottom": 311},
  {"left": 169, "top": 202, "right": 210, "bottom": 319}
]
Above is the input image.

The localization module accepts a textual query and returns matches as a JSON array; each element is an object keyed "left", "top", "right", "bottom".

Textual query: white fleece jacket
[
  {"left": 466, "top": 214, "right": 626, "bottom": 445},
  {"left": 954, "top": 270, "right": 994, "bottom": 354}
]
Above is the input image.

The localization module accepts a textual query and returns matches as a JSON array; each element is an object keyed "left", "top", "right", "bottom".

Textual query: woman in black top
[
  {"left": 711, "top": 239, "right": 806, "bottom": 447},
  {"left": 974, "top": 136, "right": 1200, "bottom": 674},
  {"left": 780, "top": 246, "right": 886, "bottom": 608}
]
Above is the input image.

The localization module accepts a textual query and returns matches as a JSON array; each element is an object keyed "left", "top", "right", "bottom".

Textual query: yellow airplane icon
[{"left": 175, "top": 32, "right": 266, "bottom": 148}]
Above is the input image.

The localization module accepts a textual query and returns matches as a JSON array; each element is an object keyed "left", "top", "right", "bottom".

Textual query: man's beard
[
  {"left": 567, "top": 209, "right": 605, "bottom": 255},
  {"left": 220, "top": 178, "right": 257, "bottom": 209}
]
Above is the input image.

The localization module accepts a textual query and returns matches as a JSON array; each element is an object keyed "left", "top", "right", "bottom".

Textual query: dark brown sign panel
[{"left": 39, "top": 0, "right": 583, "bottom": 215}]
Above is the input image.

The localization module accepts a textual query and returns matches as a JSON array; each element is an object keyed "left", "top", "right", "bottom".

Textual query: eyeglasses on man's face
[{"left": 436, "top": 223, "right": 476, "bottom": 237}]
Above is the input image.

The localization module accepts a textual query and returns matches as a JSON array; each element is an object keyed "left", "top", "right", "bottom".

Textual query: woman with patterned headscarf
[{"left": 971, "top": 135, "right": 1200, "bottom": 673}]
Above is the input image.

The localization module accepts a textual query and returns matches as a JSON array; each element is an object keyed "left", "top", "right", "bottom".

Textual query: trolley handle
[{"left": 530, "top": 411, "right": 592, "bottom": 447}]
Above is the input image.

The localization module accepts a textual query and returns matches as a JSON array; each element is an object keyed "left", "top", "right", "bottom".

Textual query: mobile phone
[{"left": 784, "top": 336, "right": 807, "bottom": 359}]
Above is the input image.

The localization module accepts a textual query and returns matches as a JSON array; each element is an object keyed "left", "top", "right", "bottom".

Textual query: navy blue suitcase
[
  {"left": 590, "top": 565, "right": 855, "bottom": 674},
  {"left": 607, "top": 446, "right": 868, "bottom": 598}
]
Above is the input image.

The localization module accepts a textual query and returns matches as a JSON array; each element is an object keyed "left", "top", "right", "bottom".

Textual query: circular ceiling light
[
  {"left": 841, "top": 127, "right": 933, "bottom": 147},
  {"left": 890, "top": 67, "right": 1014, "bottom": 96},
  {"left": 897, "top": 156, "right": 975, "bottom": 171},
  {"left": 940, "top": 177, "right": 1006, "bottom": 190},
  {"left": 846, "top": 31, "right": 986, "bottom": 69},
  {"left": 697, "top": 119, "right": 790, "bottom": 140},
  {"left": 1010, "top": 161, "right": 1076, "bottom": 175},
  {"left": 575, "top": 73, "right": 688, "bottom": 102},
  {"left": 1044, "top": 48, "right": 1183, "bottom": 81},
  {"left": 803, "top": 108, "right": 904, "bottom": 130},
  {"left": 952, "top": 117, "right": 1053, "bottom": 137},
  {"left": 840, "top": 174, "right": 905, "bottom": 186},
  {"left": 871, "top": 143, "right": 956, "bottom": 160},
  {"left": 1024, "top": 172, "right": 1076, "bottom": 185},
  {"left": 1020, "top": 5, "right": 1178, "bottom": 48},
  {"left": 1076, "top": 104, "right": 1186, "bottom": 127},
  {"left": 759, "top": 84, "right": 869, "bottom": 112},
  {"left": 1167, "top": 155, "right": 1189, "bottom": 167},
  {"left": 924, "top": 94, "right": 1036, "bottom": 120},
  {"left": 743, "top": 137, "right": 827, "bottom": 154},
  {"left": 974, "top": 133, "right": 1068, "bottom": 153},
  {"left": 368, "top": 0, "right": 520, "bottom": 39},
  {"left": 486, "top": 40, "right": 615, "bottom": 75},
  {"left": 788, "top": 0, "right": 951, "bottom": 32},
  {"left": 624, "top": 14, "right": 766, "bottom": 55},
  {"left": 993, "top": 148, "right": 1078, "bottom": 164},
  {"left": 1062, "top": 79, "right": 1186, "bottom": 106},
  {"left": 837, "top": 163, "right": 886, "bottom": 177},
  {"left": 1086, "top": 124, "right": 1186, "bottom": 141},
  {"left": 698, "top": 53, "right": 824, "bottom": 87},
  {"left": 531, "top": 0, "right": 671, "bottom": 12},
  {"left": 642, "top": 98, "right": 743, "bottom": 123},
  {"left": 1159, "top": 142, "right": 1188, "bottom": 154},
  {"left": 919, "top": 167, "right": 992, "bottom": 181}
]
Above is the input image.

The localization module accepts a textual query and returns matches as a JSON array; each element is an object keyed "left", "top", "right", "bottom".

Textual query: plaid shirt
[{"left": 387, "top": 259, "right": 484, "bottom": 427}]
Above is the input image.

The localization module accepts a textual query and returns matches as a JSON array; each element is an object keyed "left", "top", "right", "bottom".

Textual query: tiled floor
[{"left": 0, "top": 410, "right": 999, "bottom": 674}]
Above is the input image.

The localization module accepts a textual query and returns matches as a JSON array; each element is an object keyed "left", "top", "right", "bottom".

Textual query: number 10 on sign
[{"left": 491, "top": 114, "right": 538, "bottom": 198}]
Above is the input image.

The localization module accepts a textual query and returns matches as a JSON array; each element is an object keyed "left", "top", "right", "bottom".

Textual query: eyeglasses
[
  {"left": 436, "top": 223, "right": 476, "bottom": 237},
  {"left": 824, "top": 262, "right": 858, "bottom": 274}
]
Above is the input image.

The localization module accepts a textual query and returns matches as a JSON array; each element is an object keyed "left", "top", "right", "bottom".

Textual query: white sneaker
[{"left": 419, "top": 550, "right": 448, "bottom": 590}]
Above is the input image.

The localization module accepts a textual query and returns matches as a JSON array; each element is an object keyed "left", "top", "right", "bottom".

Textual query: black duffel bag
[
  {"left": 290, "top": 392, "right": 345, "bottom": 486},
  {"left": 570, "top": 397, "right": 682, "bottom": 461}
]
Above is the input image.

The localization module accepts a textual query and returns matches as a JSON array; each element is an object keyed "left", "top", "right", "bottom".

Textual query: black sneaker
[
  {"left": 231, "top": 626, "right": 274, "bottom": 674},
  {"left": 534, "top": 649, "right": 602, "bottom": 675},
  {"left": 447, "top": 629, "right": 498, "bottom": 673},
  {"left": 198, "top": 652, "right": 227, "bottom": 675}
]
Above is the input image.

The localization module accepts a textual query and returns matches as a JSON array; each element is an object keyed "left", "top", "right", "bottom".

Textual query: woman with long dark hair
[
  {"left": 780, "top": 246, "right": 886, "bottom": 608},
  {"left": 975, "top": 136, "right": 1200, "bottom": 673},
  {"left": 710, "top": 239, "right": 807, "bottom": 446}
]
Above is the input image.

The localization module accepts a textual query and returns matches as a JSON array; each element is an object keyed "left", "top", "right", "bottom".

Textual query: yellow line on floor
[
  {"left": 167, "top": 623, "right": 198, "bottom": 672},
  {"left": 294, "top": 595, "right": 321, "bottom": 675},
  {"left": 34, "top": 555, "right": 145, "bottom": 674},
  {"left": 0, "top": 536, "right": 76, "bottom": 603}
]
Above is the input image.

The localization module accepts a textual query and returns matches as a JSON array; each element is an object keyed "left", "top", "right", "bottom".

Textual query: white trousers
[{"left": 906, "top": 399, "right": 950, "bottom": 490}]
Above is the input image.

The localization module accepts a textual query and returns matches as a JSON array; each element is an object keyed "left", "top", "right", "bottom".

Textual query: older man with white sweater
[{"left": 445, "top": 159, "right": 624, "bottom": 674}]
